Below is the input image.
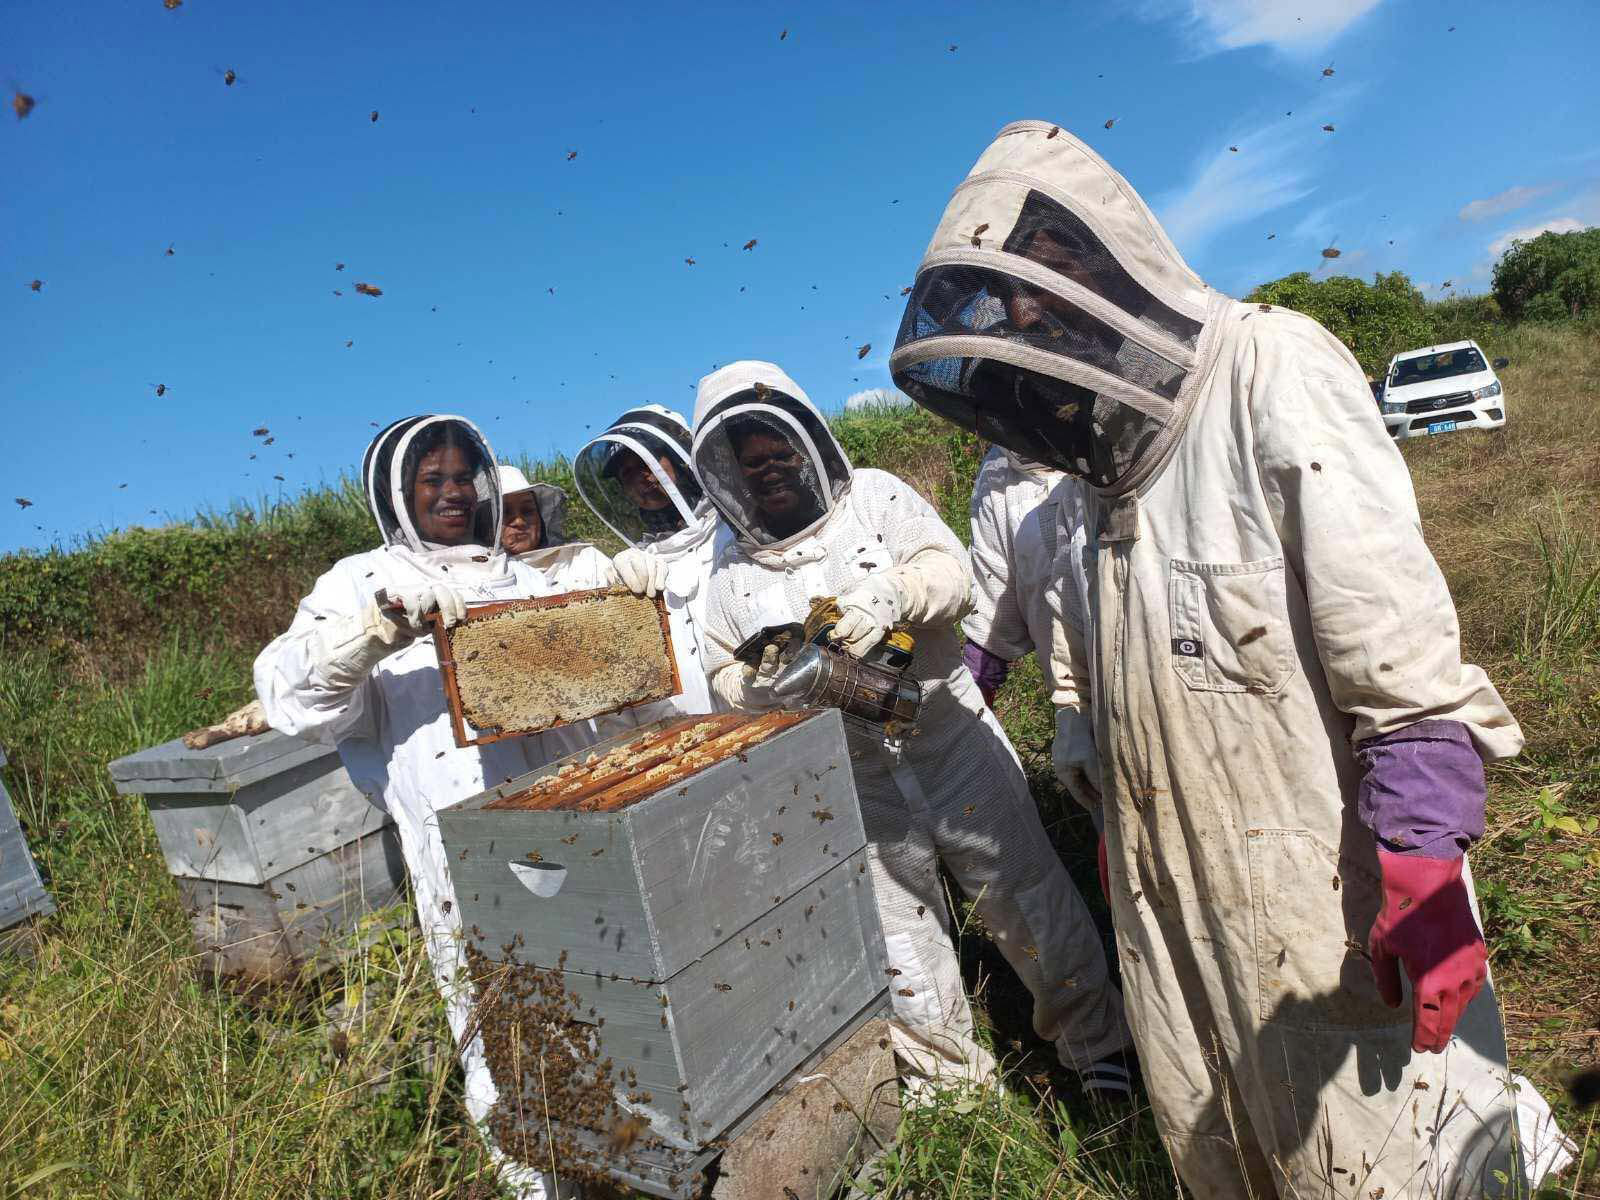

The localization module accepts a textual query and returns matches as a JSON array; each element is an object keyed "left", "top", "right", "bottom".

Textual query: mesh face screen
[
  {"left": 694, "top": 403, "right": 839, "bottom": 546},
  {"left": 898, "top": 264, "right": 1187, "bottom": 400},
  {"left": 376, "top": 417, "right": 500, "bottom": 548},
  {"left": 575, "top": 429, "right": 702, "bottom": 546},
  {"left": 1003, "top": 189, "right": 1203, "bottom": 349}
]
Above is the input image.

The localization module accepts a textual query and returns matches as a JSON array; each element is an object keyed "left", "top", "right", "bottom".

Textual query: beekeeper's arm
[
  {"left": 830, "top": 469, "right": 974, "bottom": 657},
  {"left": 1045, "top": 596, "right": 1101, "bottom": 817},
  {"left": 1251, "top": 311, "right": 1522, "bottom": 1051},
  {"left": 961, "top": 461, "right": 1031, "bottom": 702},
  {"left": 254, "top": 560, "right": 464, "bottom": 745}
]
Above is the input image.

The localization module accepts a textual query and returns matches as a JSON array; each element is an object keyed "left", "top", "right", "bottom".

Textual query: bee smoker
[{"left": 733, "top": 598, "right": 923, "bottom": 731}]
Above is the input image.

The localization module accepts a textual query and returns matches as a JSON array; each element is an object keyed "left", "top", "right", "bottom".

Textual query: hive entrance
[
  {"left": 433, "top": 588, "right": 680, "bottom": 747},
  {"left": 487, "top": 711, "right": 809, "bottom": 813}
]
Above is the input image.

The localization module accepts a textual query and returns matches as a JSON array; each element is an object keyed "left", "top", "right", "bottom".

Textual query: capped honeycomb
[
  {"left": 441, "top": 588, "right": 677, "bottom": 741},
  {"left": 487, "top": 711, "right": 809, "bottom": 813}
]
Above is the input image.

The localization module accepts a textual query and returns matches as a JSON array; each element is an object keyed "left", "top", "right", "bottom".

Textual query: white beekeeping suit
[
  {"left": 574, "top": 407, "right": 721, "bottom": 716},
  {"left": 890, "top": 121, "right": 1561, "bottom": 1197},
  {"left": 690, "top": 360, "right": 1132, "bottom": 1094},
  {"left": 256, "top": 416, "right": 606, "bottom": 1200},
  {"left": 962, "top": 444, "right": 1062, "bottom": 672}
]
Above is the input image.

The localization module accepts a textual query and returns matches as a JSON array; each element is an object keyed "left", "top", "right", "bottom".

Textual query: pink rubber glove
[
  {"left": 1368, "top": 849, "right": 1487, "bottom": 1054},
  {"left": 1097, "top": 834, "right": 1110, "bottom": 905}
]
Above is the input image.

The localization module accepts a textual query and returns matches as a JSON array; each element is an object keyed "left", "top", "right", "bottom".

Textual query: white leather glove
[
  {"left": 710, "top": 645, "right": 785, "bottom": 711},
  {"left": 613, "top": 547, "right": 669, "bottom": 598},
  {"left": 383, "top": 582, "right": 468, "bottom": 637},
  {"left": 831, "top": 574, "right": 905, "bottom": 659},
  {"left": 1052, "top": 706, "right": 1103, "bottom": 814}
]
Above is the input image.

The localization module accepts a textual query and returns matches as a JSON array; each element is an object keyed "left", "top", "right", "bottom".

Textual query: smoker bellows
[
  {"left": 107, "top": 729, "right": 405, "bottom": 983},
  {"left": 440, "top": 708, "right": 889, "bottom": 1198}
]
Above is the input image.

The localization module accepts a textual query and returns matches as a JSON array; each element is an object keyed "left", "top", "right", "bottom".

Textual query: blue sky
[{"left": 4, "top": 0, "right": 1597, "bottom": 552}]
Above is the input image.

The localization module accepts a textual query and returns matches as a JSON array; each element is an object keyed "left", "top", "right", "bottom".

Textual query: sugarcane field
[{"left": 2, "top": 4, "right": 1598, "bottom": 1198}]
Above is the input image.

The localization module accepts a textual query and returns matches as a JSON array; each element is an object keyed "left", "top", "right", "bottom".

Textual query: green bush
[
  {"left": 1492, "top": 226, "right": 1600, "bottom": 321},
  {"left": 1245, "top": 270, "right": 1439, "bottom": 375}
]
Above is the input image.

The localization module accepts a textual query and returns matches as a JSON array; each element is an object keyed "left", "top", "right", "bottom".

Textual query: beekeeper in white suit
[
  {"left": 574, "top": 406, "right": 722, "bottom": 716},
  {"left": 961, "top": 451, "right": 1105, "bottom": 844},
  {"left": 890, "top": 120, "right": 1550, "bottom": 1197},
  {"left": 960, "top": 446, "right": 1062, "bottom": 707},
  {"left": 691, "top": 361, "right": 1133, "bottom": 1097},
  {"left": 255, "top": 415, "right": 610, "bottom": 1200}
]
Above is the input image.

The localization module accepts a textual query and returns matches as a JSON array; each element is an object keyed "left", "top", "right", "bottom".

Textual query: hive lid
[
  {"left": 432, "top": 587, "right": 681, "bottom": 748},
  {"left": 106, "top": 728, "right": 332, "bottom": 793}
]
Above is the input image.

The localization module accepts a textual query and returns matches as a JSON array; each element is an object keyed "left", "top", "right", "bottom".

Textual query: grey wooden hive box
[
  {"left": 440, "top": 708, "right": 890, "bottom": 1199},
  {"left": 1, "top": 744, "right": 57, "bottom": 953},
  {"left": 107, "top": 728, "right": 406, "bottom": 983}
]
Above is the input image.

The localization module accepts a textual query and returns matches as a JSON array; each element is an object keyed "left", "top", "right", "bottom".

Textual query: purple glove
[
  {"left": 1357, "top": 720, "right": 1486, "bottom": 858},
  {"left": 962, "top": 639, "right": 1010, "bottom": 708}
]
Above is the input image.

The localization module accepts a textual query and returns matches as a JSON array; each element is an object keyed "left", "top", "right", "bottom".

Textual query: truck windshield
[{"left": 1390, "top": 347, "right": 1488, "bottom": 387}]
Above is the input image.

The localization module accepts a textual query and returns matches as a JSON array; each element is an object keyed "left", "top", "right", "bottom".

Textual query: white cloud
[
  {"left": 1458, "top": 185, "right": 1554, "bottom": 222},
  {"left": 1487, "top": 218, "right": 1585, "bottom": 260},
  {"left": 844, "top": 387, "right": 912, "bottom": 412},
  {"left": 1157, "top": 120, "right": 1319, "bottom": 255},
  {"left": 1144, "top": 0, "right": 1384, "bottom": 55}
]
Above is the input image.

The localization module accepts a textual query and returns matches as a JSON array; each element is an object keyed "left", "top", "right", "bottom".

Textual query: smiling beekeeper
[
  {"left": 887, "top": 120, "right": 1547, "bottom": 1197},
  {"left": 574, "top": 405, "right": 723, "bottom": 715},
  {"left": 254, "top": 415, "right": 608, "bottom": 1200},
  {"left": 690, "top": 360, "right": 1133, "bottom": 1098}
]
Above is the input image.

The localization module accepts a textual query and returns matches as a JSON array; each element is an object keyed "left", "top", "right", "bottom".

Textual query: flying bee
[
  {"left": 743, "top": 238, "right": 758, "bottom": 251},
  {"left": 29, "top": 279, "right": 42, "bottom": 291},
  {"left": 354, "top": 281, "right": 382, "bottom": 296},
  {"left": 856, "top": 343, "right": 871, "bottom": 359},
  {"left": 12, "top": 90, "right": 36, "bottom": 120},
  {"left": 151, "top": 383, "right": 168, "bottom": 397},
  {"left": 369, "top": 110, "right": 379, "bottom": 123}
]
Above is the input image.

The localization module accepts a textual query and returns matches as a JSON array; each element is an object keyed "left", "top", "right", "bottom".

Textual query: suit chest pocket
[{"left": 1168, "top": 557, "right": 1295, "bottom": 694}]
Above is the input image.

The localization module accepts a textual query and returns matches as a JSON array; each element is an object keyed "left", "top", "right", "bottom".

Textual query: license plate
[{"left": 1427, "top": 419, "right": 1457, "bottom": 434}]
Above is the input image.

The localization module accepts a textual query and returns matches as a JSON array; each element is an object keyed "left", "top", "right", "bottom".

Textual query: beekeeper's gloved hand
[
  {"left": 832, "top": 574, "right": 904, "bottom": 659},
  {"left": 710, "top": 644, "right": 785, "bottom": 712},
  {"left": 1052, "top": 708, "right": 1103, "bottom": 814},
  {"left": 613, "top": 547, "right": 669, "bottom": 599},
  {"left": 1368, "top": 850, "right": 1488, "bottom": 1053},
  {"left": 383, "top": 583, "right": 468, "bottom": 637},
  {"left": 311, "top": 583, "right": 464, "bottom": 693}
]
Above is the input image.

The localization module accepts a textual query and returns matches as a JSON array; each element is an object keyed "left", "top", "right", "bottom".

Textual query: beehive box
[
  {"left": 432, "top": 587, "right": 679, "bottom": 747},
  {"left": 1, "top": 744, "right": 56, "bottom": 955},
  {"left": 108, "top": 729, "right": 406, "bottom": 983},
  {"left": 440, "top": 708, "right": 889, "bottom": 1198}
]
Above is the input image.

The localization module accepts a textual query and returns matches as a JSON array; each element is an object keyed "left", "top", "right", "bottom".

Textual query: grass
[{"left": 2, "top": 323, "right": 1598, "bottom": 1198}]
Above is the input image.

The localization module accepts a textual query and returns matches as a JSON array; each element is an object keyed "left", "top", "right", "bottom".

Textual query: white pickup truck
[{"left": 1376, "top": 339, "right": 1508, "bottom": 440}]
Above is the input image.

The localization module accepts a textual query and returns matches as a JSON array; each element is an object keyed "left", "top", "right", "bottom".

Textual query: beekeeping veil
[
  {"left": 890, "top": 121, "right": 1217, "bottom": 495},
  {"left": 691, "top": 361, "right": 852, "bottom": 549},
  {"left": 361, "top": 414, "right": 501, "bottom": 551},
  {"left": 573, "top": 406, "right": 707, "bottom": 546}
]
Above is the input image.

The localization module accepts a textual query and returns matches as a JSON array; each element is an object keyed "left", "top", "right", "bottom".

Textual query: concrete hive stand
[
  {"left": 440, "top": 708, "right": 893, "bottom": 1199},
  {"left": 107, "top": 729, "right": 406, "bottom": 984},
  {"left": 1, "top": 744, "right": 56, "bottom": 957}
]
